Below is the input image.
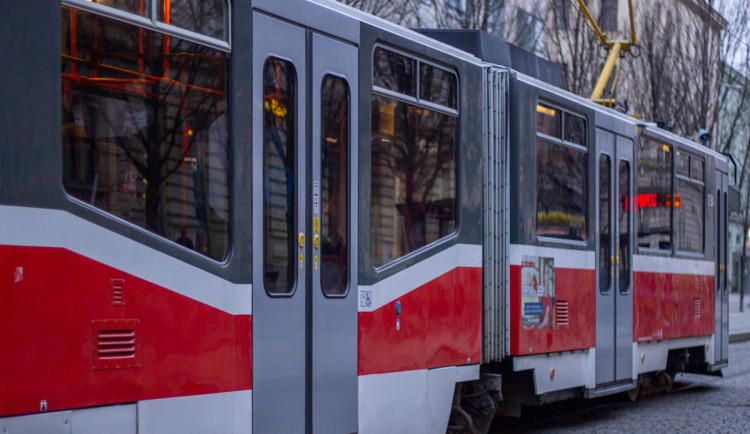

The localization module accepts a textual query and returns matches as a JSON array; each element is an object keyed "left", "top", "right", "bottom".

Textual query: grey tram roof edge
[
  {"left": 641, "top": 126, "right": 729, "bottom": 162},
  {"left": 514, "top": 70, "right": 727, "bottom": 164},
  {"left": 255, "top": 0, "right": 482, "bottom": 64}
]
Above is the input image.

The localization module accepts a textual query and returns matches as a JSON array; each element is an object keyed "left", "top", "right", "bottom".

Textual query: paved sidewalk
[{"left": 729, "top": 291, "right": 750, "bottom": 342}]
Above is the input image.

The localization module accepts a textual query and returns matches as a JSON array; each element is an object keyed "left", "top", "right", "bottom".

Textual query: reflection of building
[
  {"left": 416, "top": 0, "right": 548, "bottom": 54},
  {"left": 719, "top": 64, "right": 750, "bottom": 291}
]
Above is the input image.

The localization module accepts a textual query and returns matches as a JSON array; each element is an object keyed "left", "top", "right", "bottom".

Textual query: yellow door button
[
  {"left": 298, "top": 232, "right": 305, "bottom": 248},
  {"left": 313, "top": 234, "right": 321, "bottom": 249}
]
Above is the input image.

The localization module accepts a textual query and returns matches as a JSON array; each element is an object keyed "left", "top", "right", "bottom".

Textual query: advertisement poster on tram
[{"left": 521, "top": 256, "right": 555, "bottom": 330}]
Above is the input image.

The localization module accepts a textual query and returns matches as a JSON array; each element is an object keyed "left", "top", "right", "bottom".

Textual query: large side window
[
  {"left": 535, "top": 103, "right": 587, "bottom": 242},
  {"left": 637, "top": 137, "right": 673, "bottom": 250},
  {"left": 61, "top": 4, "right": 230, "bottom": 261},
  {"left": 675, "top": 152, "right": 705, "bottom": 253},
  {"left": 370, "top": 47, "right": 458, "bottom": 268}
]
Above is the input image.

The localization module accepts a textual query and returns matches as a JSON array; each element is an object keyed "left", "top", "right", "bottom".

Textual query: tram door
[
  {"left": 714, "top": 172, "right": 729, "bottom": 365},
  {"left": 252, "top": 13, "right": 358, "bottom": 433},
  {"left": 595, "top": 130, "right": 634, "bottom": 386}
]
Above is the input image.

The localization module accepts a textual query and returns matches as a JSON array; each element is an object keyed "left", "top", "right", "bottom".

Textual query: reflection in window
[
  {"left": 536, "top": 103, "right": 561, "bottom": 138},
  {"left": 158, "top": 0, "right": 227, "bottom": 40},
  {"left": 371, "top": 96, "right": 457, "bottom": 267},
  {"left": 371, "top": 48, "right": 458, "bottom": 268},
  {"left": 599, "top": 0, "right": 618, "bottom": 32},
  {"left": 263, "top": 58, "right": 296, "bottom": 294},
  {"left": 536, "top": 139, "right": 587, "bottom": 241},
  {"left": 61, "top": 7, "right": 229, "bottom": 260},
  {"left": 320, "top": 75, "right": 349, "bottom": 295},
  {"left": 419, "top": 63, "right": 457, "bottom": 109},
  {"left": 373, "top": 48, "right": 416, "bottom": 96},
  {"left": 619, "top": 160, "right": 630, "bottom": 292},
  {"left": 676, "top": 155, "right": 704, "bottom": 253},
  {"left": 564, "top": 113, "right": 586, "bottom": 147},
  {"left": 637, "top": 138, "right": 672, "bottom": 250},
  {"left": 599, "top": 154, "right": 611, "bottom": 293}
]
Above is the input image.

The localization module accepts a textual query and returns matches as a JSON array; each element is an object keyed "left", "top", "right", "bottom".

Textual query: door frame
[{"left": 594, "top": 128, "right": 633, "bottom": 387}]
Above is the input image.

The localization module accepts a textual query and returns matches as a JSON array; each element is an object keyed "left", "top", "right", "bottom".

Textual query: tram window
[
  {"left": 619, "top": 160, "right": 631, "bottom": 292},
  {"left": 676, "top": 152, "right": 689, "bottom": 177},
  {"left": 158, "top": 0, "right": 227, "bottom": 40},
  {"left": 320, "top": 75, "right": 350, "bottom": 296},
  {"left": 599, "top": 154, "right": 611, "bottom": 293},
  {"left": 536, "top": 103, "right": 561, "bottom": 138},
  {"left": 373, "top": 48, "right": 416, "bottom": 97},
  {"left": 370, "top": 96, "right": 457, "bottom": 267},
  {"left": 676, "top": 155, "right": 704, "bottom": 253},
  {"left": 263, "top": 58, "right": 297, "bottom": 295},
  {"left": 636, "top": 138, "right": 672, "bottom": 250},
  {"left": 419, "top": 63, "right": 457, "bottom": 109},
  {"left": 61, "top": 7, "right": 229, "bottom": 261},
  {"left": 564, "top": 113, "right": 586, "bottom": 148},
  {"left": 370, "top": 48, "right": 458, "bottom": 268},
  {"left": 536, "top": 139, "right": 587, "bottom": 241},
  {"left": 691, "top": 158, "right": 704, "bottom": 182}
]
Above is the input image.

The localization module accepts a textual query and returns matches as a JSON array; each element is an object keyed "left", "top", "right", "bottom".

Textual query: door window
[
  {"left": 619, "top": 160, "right": 630, "bottom": 293},
  {"left": 263, "top": 58, "right": 297, "bottom": 295},
  {"left": 320, "top": 75, "right": 350, "bottom": 296},
  {"left": 599, "top": 154, "right": 611, "bottom": 293}
]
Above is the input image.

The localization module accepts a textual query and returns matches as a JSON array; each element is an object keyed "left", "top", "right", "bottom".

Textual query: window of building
[
  {"left": 553, "top": 0, "right": 569, "bottom": 30},
  {"left": 536, "top": 104, "right": 588, "bottom": 242},
  {"left": 599, "top": 0, "right": 618, "bottom": 32},
  {"left": 675, "top": 152, "right": 705, "bottom": 253},
  {"left": 515, "top": 8, "right": 544, "bottom": 52},
  {"left": 61, "top": 4, "right": 230, "bottom": 261},
  {"left": 636, "top": 137, "right": 672, "bottom": 250},
  {"left": 370, "top": 47, "right": 458, "bottom": 268}
]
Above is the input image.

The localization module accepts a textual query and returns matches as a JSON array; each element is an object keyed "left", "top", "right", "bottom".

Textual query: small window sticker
[{"left": 360, "top": 290, "right": 372, "bottom": 308}]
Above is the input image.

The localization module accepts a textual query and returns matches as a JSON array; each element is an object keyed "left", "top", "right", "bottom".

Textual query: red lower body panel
[
  {"left": 0, "top": 246, "right": 251, "bottom": 417},
  {"left": 510, "top": 265, "right": 595, "bottom": 355},
  {"left": 358, "top": 267, "right": 482, "bottom": 375},
  {"left": 633, "top": 271, "right": 714, "bottom": 341}
]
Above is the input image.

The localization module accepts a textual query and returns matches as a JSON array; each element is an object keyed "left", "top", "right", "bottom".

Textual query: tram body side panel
[
  {"left": 632, "top": 256, "right": 715, "bottom": 342},
  {"left": 507, "top": 79, "right": 597, "bottom": 357},
  {"left": 355, "top": 22, "right": 484, "bottom": 431},
  {"left": 631, "top": 137, "right": 718, "bottom": 344},
  {"left": 1, "top": 0, "right": 254, "bottom": 424}
]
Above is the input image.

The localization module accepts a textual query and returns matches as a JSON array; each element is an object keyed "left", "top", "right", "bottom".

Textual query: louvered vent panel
[
  {"left": 111, "top": 279, "right": 124, "bottom": 306},
  {"left": 555, "top": 300, "right": 569, "bottom": 328},
  {"left": 92, "top": 320, "right": 140, "bottom": 370},
  {"left": 694, "top": 298, "right": 701, "bottom": 318}
]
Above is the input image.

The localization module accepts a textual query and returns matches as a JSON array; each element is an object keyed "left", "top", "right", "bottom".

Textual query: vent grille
[
  {"left": 92, "top": 320, "right": 140, "bottom": 370},
  {"left": 555, "top": 300, "right": 569, "bottom": 328},
  {"left": 111, "top": 279, "right": 124, "bottom": 306},
  {"left": 694, "top": 298, "right": 701, "bottom": 318}
]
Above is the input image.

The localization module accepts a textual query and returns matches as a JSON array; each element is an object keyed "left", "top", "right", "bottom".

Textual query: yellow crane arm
[{"left": 573, "top": 0, "right": 637, "bottom": 104}]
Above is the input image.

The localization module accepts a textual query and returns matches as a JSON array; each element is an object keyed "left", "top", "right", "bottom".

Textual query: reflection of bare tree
[
  {"left": 372, "top": 97, "right": 456, "bottom": 252},
  {"left": 338, "top": 0, "right": 421, "bottom": 25},
  {"left": 111, "top": 42, "right": 224, "bottom": 233},
  {"left": 61, "top": 8, "right": 228, "bottom": 257},
  {"left": 545, "top": 0, "right": 607, "bottom": 97}
]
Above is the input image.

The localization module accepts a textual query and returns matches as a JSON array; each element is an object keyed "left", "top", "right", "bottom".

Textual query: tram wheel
[{"left": 662, "top": 372, "right": 674, "bottom": 393}]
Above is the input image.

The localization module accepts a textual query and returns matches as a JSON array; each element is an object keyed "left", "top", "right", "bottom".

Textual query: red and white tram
[{"left": 0, "top": 0, "right": 735, "bottom": 432}]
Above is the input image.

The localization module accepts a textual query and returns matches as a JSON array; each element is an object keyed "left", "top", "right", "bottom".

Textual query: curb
[{"left": 729, "top": 331, "right": 750, "bottom": 343}]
